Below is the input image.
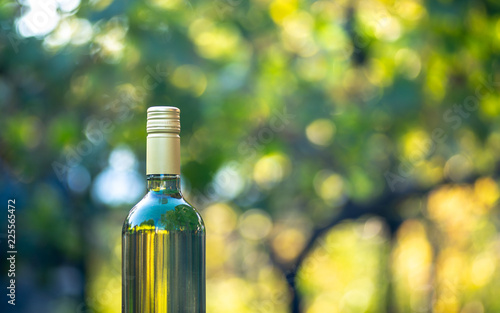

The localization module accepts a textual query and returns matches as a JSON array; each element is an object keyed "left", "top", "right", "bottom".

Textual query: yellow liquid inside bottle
[{"left": 122, "top": 176, "right": 205, "bottom": 313}]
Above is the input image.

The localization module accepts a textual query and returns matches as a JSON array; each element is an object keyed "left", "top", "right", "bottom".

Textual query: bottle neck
[{"left": 147, "top": 174, "right": 181, "bottom": 194}]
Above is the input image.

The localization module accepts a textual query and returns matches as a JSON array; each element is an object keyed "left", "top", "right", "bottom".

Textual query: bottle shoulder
[{"left": 123, "top": 192, "right": 204, "bottom": 233}]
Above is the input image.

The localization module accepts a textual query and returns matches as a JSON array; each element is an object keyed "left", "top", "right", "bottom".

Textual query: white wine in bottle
[{"left": 122, "top": 106, "right": 206, "bottom": 313}]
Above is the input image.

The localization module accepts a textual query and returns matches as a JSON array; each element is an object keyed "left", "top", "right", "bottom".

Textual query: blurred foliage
[{"left": 2, "top": 0, "right": 500, "bottom": 312}]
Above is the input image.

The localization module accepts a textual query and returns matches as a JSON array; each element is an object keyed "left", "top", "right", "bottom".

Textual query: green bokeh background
[{"left": 2, "top": 0, "right": 500, "bottom": 312}]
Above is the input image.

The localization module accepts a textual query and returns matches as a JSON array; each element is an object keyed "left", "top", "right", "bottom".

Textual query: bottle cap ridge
[{"left": 147, "top": 106, "right": 180, "bottom": 134}]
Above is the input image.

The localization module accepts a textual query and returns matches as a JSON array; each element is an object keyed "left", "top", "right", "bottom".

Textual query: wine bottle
[{"left": 122, "top": 106, "right": 206, "bottom": 313}]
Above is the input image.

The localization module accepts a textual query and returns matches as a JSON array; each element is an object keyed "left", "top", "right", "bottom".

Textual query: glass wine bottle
[{"left": 122, "top": 106, "right": 205, "bottom": 313}]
